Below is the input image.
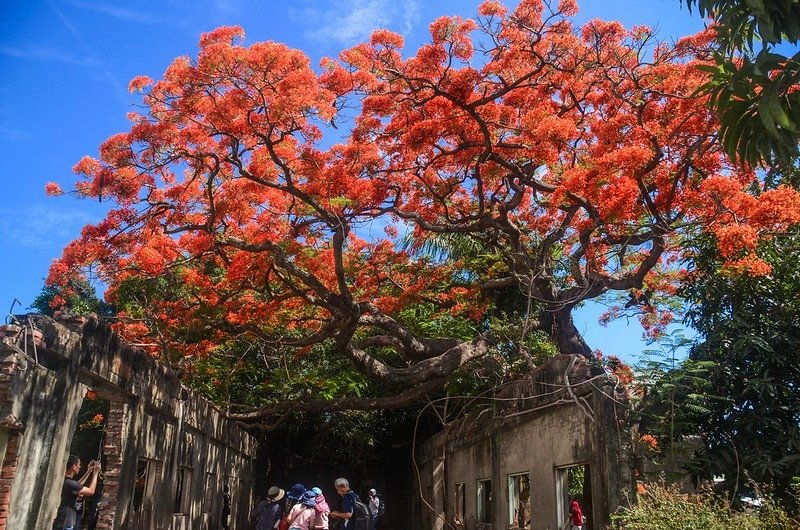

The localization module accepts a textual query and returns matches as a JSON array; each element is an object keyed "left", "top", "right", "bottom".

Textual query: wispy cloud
[
  {"left": 0, "top": 123, "right": 31, "bottom": 142},
  {"left": 58, "top": 0, "right": 163, "bottom": 24},
  {"left": 303, "top": 0, "right": 421, "bottom": 46},
  {"left": 0, "top": 103, "right": 30, "bottom": 141},
  {"left": 0, "top": 45, "right": 100, "bottom": 67},
  {"left": 0, "top": 206, "right": 94, "bottom": 249},
  {"left": 207, "top": 0, "right": 246, "bottom": 19},
  {"left": 46, "top": 0, "right": 128, "bottom": 105}
]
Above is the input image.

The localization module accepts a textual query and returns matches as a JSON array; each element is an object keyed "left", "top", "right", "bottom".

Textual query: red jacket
[{"left": 570, "top": 500, "right": 583, "bottom": 525}]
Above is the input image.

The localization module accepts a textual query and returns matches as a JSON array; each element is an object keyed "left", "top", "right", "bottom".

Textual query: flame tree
[{"left": 47, "top": 0, "right": 800, "bottom": 423}]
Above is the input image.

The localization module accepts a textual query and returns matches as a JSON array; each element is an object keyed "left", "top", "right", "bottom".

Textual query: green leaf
[{"left": 758, "top": 93, "right": 780, "bottom": 137}]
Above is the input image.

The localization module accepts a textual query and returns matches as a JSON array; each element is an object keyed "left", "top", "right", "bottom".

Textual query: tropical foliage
[
  {"left": 682, "top": 0, "right": 800, "bottom": 167},
  {"left": 682, "top": 229, "right": 800, "bottom": 506},
  {"left": 31, "top": 278, "right": 113, "bottom": 317},
  {"left": 633, "top": 333, "right": 717, "bottom": 479}
]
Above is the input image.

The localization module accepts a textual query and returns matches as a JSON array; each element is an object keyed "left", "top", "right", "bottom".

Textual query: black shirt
[{"left": 52, "top": 478, "right": 82, "bottom": 529}]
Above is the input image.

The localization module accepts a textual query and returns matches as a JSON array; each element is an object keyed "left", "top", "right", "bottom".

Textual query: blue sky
[{"left": 0, "top": 0, "right": 705, "bottom": 363}]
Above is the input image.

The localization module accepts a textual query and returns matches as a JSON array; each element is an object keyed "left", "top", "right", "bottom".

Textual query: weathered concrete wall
[
  {"left": 0, "top": 314, "right": 257, "bottom": 530},
  {"left": 413, "top": 355, "right": 634, "bottom": 530}
]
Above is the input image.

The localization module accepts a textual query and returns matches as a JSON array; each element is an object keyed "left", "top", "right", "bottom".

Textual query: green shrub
[{"left": 612, "top": 484, "right": 797, "bottom": 530}]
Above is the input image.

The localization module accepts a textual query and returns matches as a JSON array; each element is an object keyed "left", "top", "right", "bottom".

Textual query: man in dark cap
[{"left": 250, "top": 486, "right": 285, "bottom": 530}]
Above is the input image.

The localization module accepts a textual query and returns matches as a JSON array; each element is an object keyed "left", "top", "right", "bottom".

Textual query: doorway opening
[
  {"left": 556, "top": 463, "right": 591, "bottom": 530},
  {"left": 67, "top": 389, "right": 110, "bottom": 530}
]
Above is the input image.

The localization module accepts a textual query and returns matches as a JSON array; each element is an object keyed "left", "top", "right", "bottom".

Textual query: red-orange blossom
[{"left": 48, "top": 0, "right": 800, "bottom": 415}]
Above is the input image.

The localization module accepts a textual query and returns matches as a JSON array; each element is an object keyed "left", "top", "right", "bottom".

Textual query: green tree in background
[
  {"left": 682, "top": 228, "right": 800, "bottom": 506},
  {"left": 634, "top": 333, "right": 717, "bottom": 481},
  {"left": 30, "top": 278, "right": 113, "bottom": 318}
]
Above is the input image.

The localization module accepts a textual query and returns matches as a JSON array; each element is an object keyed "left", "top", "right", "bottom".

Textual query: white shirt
[{"left": 368, "top": 496, "right": 379, "bottom": 516}]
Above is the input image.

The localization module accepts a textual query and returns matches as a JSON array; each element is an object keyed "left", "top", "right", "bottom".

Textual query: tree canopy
[
  {"left": 685, "top": 229, "right": 800, "bottom": 504},
  {"left": 635, "top": 228, "right": 800, "bottom": 508},
  {"left": 47, "top": 0, "right": 800, "bottom": 423}
]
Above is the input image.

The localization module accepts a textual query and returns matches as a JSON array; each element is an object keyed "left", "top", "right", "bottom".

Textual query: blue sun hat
[
  {"left": 311, "top": 487, "right": 322, "bottom": 496},
  {"left": 301, "top": 490, "right": 317, "bottom": 507},
  {"left": 287, "top": 483, "right": 306, "bottom": 501}
]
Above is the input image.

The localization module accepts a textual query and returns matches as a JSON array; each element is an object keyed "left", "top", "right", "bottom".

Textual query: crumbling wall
[
  {"left": 0, "top": 314, "right": 257, "bottom": 530},
  {"left": 413, "top": 355, "right": 634, "bottom": 530}
]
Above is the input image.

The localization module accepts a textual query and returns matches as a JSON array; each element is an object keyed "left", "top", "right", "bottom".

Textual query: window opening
[
  {"left": 174, "top": 467, "right": 193, "bottom": 514},
  {"left": 204, "top": 472, "right": 216, "bottom": 513},
  {"left": 477, "top": 478, "right": 492, "bottom": 528},
  {"left": 556, "top": 464, "right": 591, "bottom": 530},
  {"left": 454, "top": 482, "right": 466, "bottom": 528},
  {"left": 507, "top": 473, "right": 531, "bottom": 529},
  {"left": 131, "top": 458, "right": 161, "bottom": 530}
]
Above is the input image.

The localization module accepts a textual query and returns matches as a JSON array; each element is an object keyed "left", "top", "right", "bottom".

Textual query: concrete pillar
[
  {"left": 96, "top": 400, "right": 126, "bottom": 530},
  {"left": 0, "top": 433, "right": 20, "bottom": 530},
  {"left": 0, "top": 333, "right": 24, "bottom": 530}
]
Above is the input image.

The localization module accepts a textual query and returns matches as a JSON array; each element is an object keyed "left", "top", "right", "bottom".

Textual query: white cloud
[
  {"left": 208, "top": 0, "right": 247, "bottom": 18},
  {"left": 58, "top": 0, "right": 163, "bottom": 24},
  {"left": 0, "top": 104, "right": 30, "bottom": 141},
  {"left": 0, "top": 124, "right": 30, "bottom": 142},
  {"left": 304, "top": 0, "right": 421, "bottom": 46},
  {"left": 0, "top": 45, "right": 100, "bottom": 67},
  {"left": 46, "top": 0, "right": 128, "bottom": 105},
  {"left": 0, "top": 206, "right": 94, "bottom": 249}
]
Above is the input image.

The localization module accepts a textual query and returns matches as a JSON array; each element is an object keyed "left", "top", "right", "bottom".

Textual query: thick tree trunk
[{"left": 545, "top": 308, "right": 594, "bottom": 358}]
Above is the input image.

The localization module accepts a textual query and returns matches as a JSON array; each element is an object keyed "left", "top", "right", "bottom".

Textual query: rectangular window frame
[
  {"left": 507, "top": 472, "right": 531, "bottom": 530},
  {"left": 454, "top": 482, "right": 466, "bottom": 527},
  {"left": 203, "top": 472, "right": 216, "bottom": 514},
  {"left": 555, "top": 463, "right": 589, "bottom": 530},
  {"left": 131, "top": 457, "right": 162, "bottom": 530},
  {"left": 477, "top": 477, "right": 492, "bottom": 527},
  {"left": 173, "top": 466, "right": 193, "bottom": 515}
]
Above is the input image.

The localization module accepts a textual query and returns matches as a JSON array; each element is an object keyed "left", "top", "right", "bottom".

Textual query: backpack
[
  {"left": 249, "top": 500, "right": 265, "bottom": 528},
  {"left": 277, "top": 507, "right": 296, "bottom": 530},
  {"left": 251, "top": 500, "right": 282, "bottom": 529},
  {"left": 349, "top": 492, "right": 370, "bottom": 530},
  {"left": 277, "top": 515, "right": 290, "bottom": 530}
]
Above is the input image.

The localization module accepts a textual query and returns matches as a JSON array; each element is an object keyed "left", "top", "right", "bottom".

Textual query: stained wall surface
[
  {"left": 412, "top": 355, "right": 634, "bottom": 530},
  {"left": 0, "top": 314, "right": 256, "bottom": 530}
]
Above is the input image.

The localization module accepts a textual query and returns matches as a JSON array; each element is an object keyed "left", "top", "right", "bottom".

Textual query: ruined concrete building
[
  {"left": 0, "top": 315, "right": 256, "bottom": 530},
  {"left": 0, "top": 313, "right": 632, "bottom": 530},
  {"left": 412, "top": 355, "right": 633, "bottom": 530}
]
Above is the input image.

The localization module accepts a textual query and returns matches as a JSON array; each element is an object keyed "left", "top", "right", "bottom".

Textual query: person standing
[
  {"left": 329, "top": 478, "right": 355, "bottom": 530},
  {"left": 250, "top": 486, "right": 285, "bottom": 530},
  {"left": 72, "top": 461, "right": 97, "bottom": 530},
  {"left": 286, "top": 490, "right": 317, "bottom": 530},
  {"left": 221, "top": 484, "right": 231, "bottom": 530},
  {"left": 52, "top": 455, "right": 101, "bottom": 530},
  {"left": 367, "top": 489, "right": 379, "bottom": 530},
  {"left": 569, "top": 498, "right": 584, "bottom": 530},
  {"left": 311, "top": 487, "right": 330, "bottom": 530}
]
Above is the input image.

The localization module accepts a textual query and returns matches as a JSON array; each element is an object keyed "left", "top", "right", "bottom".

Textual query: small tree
[
  {"left": 30, "top": 278, "right": 113, "bottom": 317},
  {"left": 635, "top": 333, "right": 717, "bottom": 481}
]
